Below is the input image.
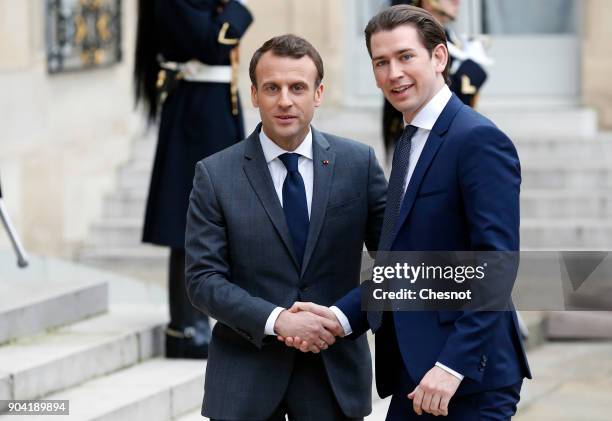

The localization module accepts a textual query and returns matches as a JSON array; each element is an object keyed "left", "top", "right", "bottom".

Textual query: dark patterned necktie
[
  {"left": 369, "top": 125, "right": 417, "bottom": 332},
  {"left": 378, "top": 125, "right": 418, "bottom": 252},
  {"left": 279, "top": 153, "right": 309, "bottom": 266}
]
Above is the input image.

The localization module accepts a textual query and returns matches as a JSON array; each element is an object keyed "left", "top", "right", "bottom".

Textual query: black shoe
[{"left": 165, "top": 326, "right": 209, "bottom": 359}]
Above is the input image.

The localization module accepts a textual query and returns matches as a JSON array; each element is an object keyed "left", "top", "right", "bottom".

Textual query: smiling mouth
[{"left": 391, "top": 84, "right": 413, "bottom": 94}]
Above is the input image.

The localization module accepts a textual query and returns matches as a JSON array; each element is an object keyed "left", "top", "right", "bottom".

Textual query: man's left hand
[{"left": 408, "top": 366, "right": 461, "bottom": 416}]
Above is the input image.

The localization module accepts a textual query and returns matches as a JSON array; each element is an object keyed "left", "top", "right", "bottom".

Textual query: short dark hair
[
  {"left": 249, "top": 34, "right": 324, "bottom": 87},
  {"left": 365, "top": 5, "right": 450, "bottom": 83}
]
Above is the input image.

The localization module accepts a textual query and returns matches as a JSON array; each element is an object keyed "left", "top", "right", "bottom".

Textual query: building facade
[{"left": 1, "top": 0, "right": 611, "bottom": 258}]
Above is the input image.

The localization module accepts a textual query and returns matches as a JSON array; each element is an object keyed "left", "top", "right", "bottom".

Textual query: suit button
[
  {"left": 300, "top": 285, "right": 309, "bottom": 292},
  {"left": 478, "top": 366, "right": 485, "bottom": 372}
]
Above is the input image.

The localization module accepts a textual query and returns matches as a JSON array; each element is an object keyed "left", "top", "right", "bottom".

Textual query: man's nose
[
  {"left": 388, "top": 59, "right": 404, "bottom": 81},
  {"left": 278, "top": 87, "right": 292, "bottom": 108}
]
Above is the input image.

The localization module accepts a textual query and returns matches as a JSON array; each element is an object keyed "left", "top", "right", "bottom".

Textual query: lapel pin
[{"left": 322, "top": 160, "right": 329, "bottom": 166}]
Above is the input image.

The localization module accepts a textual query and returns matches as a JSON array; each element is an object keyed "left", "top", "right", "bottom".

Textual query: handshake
[{"left": 274, "top": 302, "right": 345, "bottom": 353}]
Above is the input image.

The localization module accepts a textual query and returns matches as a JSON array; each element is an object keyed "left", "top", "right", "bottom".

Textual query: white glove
[{"left": 460, "top": 36, "right": 494, "bottom": 68}]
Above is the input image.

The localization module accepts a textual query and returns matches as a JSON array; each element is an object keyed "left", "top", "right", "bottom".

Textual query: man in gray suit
[{"left": 185, "top": 34, "right": 387, "bottom": 421}]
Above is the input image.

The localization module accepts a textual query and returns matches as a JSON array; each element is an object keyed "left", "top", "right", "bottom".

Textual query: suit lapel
[
  {"left": 243, "top": 125, "right": 300, "bottom": 269},
  {"left": 301, "top": 128, "right": 335, "bottom": 277},
  {"left": 392, "top": 94, "right": 464, "bottom": 243}
]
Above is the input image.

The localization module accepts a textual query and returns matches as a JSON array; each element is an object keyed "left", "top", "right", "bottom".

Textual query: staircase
[
  {"left": 76, "top": 128, "right": 169, "bottom": 284},
  {"left": 0, "top": 253, "right": 206, "bottom": 420},
  {"left": 516, "top": 132, "right": 612, "bottom": 249}
]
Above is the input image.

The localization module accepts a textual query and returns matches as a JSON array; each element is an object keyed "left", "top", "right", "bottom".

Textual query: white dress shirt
[
  {"left": 402, "top": 84, "right": 452, "bottom": 197},
  {"left": 260, "top": 128, "right": 314, "bottom": 335},
  {"left": 333, "top": 85, "right": 464, "bottom": 381}
]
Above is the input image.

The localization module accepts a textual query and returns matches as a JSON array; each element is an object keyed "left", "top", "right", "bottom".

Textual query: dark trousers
[
  {"left": 386, "top": 364, "right": 522, "bottom": 421},
  {"left": 166, "top": 247, "right": 210, "bottom": 358},
  {"left": 213, "top": 353, "right": 363, "bottom": 421}
]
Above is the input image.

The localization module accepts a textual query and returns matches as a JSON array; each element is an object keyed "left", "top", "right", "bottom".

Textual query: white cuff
[
  {"left": 264, "top": 307, "right": 285, "bottom": 336},
  {"left": 435, "top": 362, "right": 464, "bottom": 381},
  {"left": 330, "top": 306, "right": 352, "bottom": 336}
]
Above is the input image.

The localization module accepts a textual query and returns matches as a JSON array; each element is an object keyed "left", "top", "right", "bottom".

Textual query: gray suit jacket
[{"left": 185, "top": 125, "right": 387, "bottom": 419}]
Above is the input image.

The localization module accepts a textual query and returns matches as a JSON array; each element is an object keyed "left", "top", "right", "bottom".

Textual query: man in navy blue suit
[{"left": 280, "top": 5, "right": 531, "bottom": 420}]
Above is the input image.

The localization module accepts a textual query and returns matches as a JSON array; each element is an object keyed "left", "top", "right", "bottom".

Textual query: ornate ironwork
[{"left": 46, "top": 0, "right": 122, "bottom": 73}]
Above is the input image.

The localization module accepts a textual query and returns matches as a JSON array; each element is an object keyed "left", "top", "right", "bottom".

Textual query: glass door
[{"left": 454, "top": 0, "right": 581, "bottom": 103}]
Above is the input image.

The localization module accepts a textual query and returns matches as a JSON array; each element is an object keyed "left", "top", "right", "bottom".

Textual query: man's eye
[
  {"left": 293, "top": 85, "right": 305, "bottom": 92},
  {"left": 375, "top": 60, "right": 387, "bottom": 67},
  {"left": 401, "top": 54, "right": 413, "bottom": 61},
  {"left": 266, "top": 86, "right": 278, "bottom": 92}
]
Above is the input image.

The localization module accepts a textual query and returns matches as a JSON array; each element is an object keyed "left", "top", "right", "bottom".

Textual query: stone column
[{"left": 582, "top": 0, "right": 612, "bottom": 129}]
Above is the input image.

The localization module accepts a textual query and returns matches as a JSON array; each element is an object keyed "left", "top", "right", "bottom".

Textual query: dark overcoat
[{"left": 143, "top": 0, "right": 253, "bottom": 248}]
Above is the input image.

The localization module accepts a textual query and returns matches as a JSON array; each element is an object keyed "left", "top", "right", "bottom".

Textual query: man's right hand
[
  {"left": 276, "top": 302, "right": 345, "bottom": 352},
  {"left": 273, "top": 308, "right": 342, "bottom": 353}
]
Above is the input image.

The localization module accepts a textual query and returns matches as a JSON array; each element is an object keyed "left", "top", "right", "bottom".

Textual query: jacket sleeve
[
  {"left": 436, "top": 124, "right": 521, "bottom": 382},
  {"left": 159, "top": 0, "right": 253, "bottom": 64},
  {"left": 334, "top": 284, "right": 370, "bottom": 339},
  {"left": 185, "top": 161, "right": 277, "bottom": 348}
]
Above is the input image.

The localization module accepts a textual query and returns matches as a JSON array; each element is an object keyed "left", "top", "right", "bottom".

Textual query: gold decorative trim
[
  {"left": 461, "top": 75, "right": 477, "bottom": 95},
  {"left": 217, "top": 22, "right": 239, "bottom": 46}
]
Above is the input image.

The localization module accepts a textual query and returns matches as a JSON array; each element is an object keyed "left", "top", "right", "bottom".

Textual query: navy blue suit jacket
[{"left": 336, "top": 94, "right": 531, "bottom": 397}]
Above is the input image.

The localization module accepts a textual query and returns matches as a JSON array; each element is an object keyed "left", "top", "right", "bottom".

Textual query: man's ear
[
  {"left": 313, "top": 82, "right": 325, "bottom": 108},
  {"left": 251, "top": 84, "right": 259, "bottom": 108},
  {"left": 433, "top": 43, "right": 449, "bottom": 74}
]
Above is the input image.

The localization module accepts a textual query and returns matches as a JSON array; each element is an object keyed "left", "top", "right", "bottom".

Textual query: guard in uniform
[
  {"left": 134, "top": 0, "right": 253, "bottom": 359},
  {"left": 383, "top": 0, "right": 492, "bottom": 156}
]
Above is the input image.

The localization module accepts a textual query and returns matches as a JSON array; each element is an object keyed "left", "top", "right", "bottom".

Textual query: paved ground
[
  {"left": 515, "top": 341, "right": 612, "bottom": 421},
  {"left": 366, "top": 341, "right": 612, "bottom": 420}
]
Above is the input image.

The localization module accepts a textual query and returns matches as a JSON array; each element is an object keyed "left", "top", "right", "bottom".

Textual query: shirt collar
[
  {"left": 407, "top": 84, "right": 452, "bottom": 131},
  {"left": 259, "top": 126, "right": 313, "bottom": 164}
]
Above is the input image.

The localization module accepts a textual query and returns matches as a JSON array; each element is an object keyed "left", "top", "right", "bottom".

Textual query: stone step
[
  {"left": 88, "top": 219, "right": 144, "bottom": 247},
  {"left": 118, "top": 163, "right": 153, "bottom": 180},
  {"left": 479, "top": 106, "right": 599, "bottom": 139},
  {"left": 175, "top": 410, "right": 209, "bottom": 421},
  {"left": 545, "top": 311, "right": 612, "bottom": 339},
  {"left": 103, "top": 193, "right": 146, "bottom": 219},
  {"left": 0, "top": 277, "right": 108, "bottom": 345},
  {"left": 520, "top": 219, "right": 612, "bottom": 249},
  {"left": 517, "top": 145, "right": 612, "bottom": 165},
  {"left": 0, "top": 307, "right": 166, "bottom": 402},
  {"left": 0, "top": 358, "right": 205, "bottom": 421},
  {"left": 522, "top": 167, "right": 612, "bottom": 189},
  {"left": 521, "top": 190, "right": 612, "bottom": 219},
  {"left": 77, "top": 246, "right": 168, "bottom": 284}
]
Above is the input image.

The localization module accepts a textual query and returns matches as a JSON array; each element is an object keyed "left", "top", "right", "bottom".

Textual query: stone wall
[
  {"left": 0, "top": 0, "right": 140, "bottom": 257},
  {"left": 237, "top": 0, "right": 346, "bottom": 105},
  {"left": 582, "top": 0, "right": 612, "bottom": 129}
]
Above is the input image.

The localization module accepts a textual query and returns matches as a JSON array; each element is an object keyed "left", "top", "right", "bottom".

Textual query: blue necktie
[
  {"left": 279, "top": 153, "right": 309, "bottom": 266},
  {"left": 378, "top": 125, "right": 418, "bottom": 252},
  {"left": 370, "top": 125, "right": 418, "bottom": 332}
]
